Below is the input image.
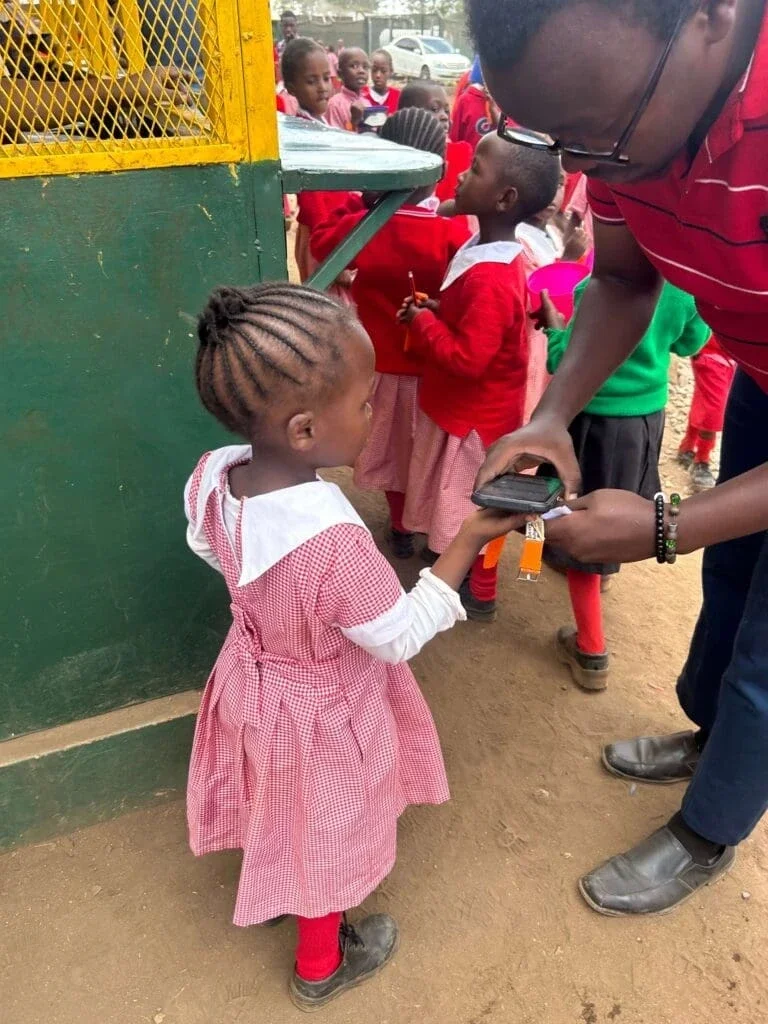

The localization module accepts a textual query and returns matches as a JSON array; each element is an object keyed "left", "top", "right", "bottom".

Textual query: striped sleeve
[{"left": 587, "top": 181, "right": 626, "bottom": 225}]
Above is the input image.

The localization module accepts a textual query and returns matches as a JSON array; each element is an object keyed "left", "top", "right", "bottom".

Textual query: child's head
[
  {"left": 379, "top": 108, "right": 446, "bottom": 206},
  {"left": 282, "top": 38, "right": 331, "bottom": 118},
  {"left": 370, "top": 49, "right": 394, "bottom": 93},
  {"left": 397, "top": 80, "right": 450, "bottom": 135},
  {"left": 453, "top": 132, "right": 560, "bottom": 225},
  {"left": 279, "top": 10, "right": 297, "bottom": 43},
  {"left": 196, "top": 284, "right": 374, "bottom": 469},
  {"left": 338, "top": 47, "right": 370, "bottom": 93}
]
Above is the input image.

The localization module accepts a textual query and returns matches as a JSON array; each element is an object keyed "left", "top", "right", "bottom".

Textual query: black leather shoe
[
  {"left": 579, "top": 826, "right": 735, "bottom": 916},
  {"left": 602, "top": 730, "right": 700, "bottom": 784},
  {"left": 289, "top": 914, "right": 399, "bottom": 1012}
]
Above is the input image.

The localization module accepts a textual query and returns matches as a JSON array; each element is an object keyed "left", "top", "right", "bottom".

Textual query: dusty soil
[{"left": 3, "top": 355, "right": 764, "bottom": 1024}]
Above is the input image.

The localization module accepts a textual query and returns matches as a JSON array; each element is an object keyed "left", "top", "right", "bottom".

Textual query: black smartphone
[{"left": 471, "top": 473, "right": 564, "bottom": 514}]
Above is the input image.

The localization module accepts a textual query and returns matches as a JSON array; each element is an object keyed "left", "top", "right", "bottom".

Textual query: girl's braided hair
[
  {"left": 195, "top": 283, "right": 350, "bottom": 437},
  {"left": 379, "top": 106, "right": 446, "bottom": 160}
]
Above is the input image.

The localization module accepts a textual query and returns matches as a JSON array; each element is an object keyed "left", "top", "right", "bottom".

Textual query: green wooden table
[{"left": 278, "top": 114, "right": 443, "bottom": 290}]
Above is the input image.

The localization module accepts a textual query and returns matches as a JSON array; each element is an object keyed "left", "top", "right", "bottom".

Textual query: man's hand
[
  {"left": 544, "top": 490, "right": 656, "bottom": 564},
  {"left": 475, "top": 413, "right": 582, "bottom": 498}
]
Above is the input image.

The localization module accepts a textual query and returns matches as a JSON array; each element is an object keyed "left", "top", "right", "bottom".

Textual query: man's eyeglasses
[{"left": 496, "top": 5, "right": 688, "bottom": 165}]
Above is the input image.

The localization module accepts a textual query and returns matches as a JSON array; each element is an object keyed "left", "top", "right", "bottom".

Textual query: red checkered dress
[
  {"left": 353, "top": 372, "right": 419, "bottom": 493},
  {"left": 185, "top": 452, "right": 449, "bottom": 926},
  {"left": 402, "top": 413, "right": 486, "bottom": 553}
]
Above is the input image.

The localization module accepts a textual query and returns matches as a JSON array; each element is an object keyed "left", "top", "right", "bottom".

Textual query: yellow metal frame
[{"left": 0, "top": 0, "right": 278, "bottom": 179}]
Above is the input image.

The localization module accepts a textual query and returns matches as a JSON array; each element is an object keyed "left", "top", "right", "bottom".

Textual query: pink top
[{"left": 326, "top": 85, "right": 361, "bottom": 130}]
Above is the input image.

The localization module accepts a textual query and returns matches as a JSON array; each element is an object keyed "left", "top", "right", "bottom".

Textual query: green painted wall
[{"left": 0, "top": 161, "right": 286, "bottom": 741}]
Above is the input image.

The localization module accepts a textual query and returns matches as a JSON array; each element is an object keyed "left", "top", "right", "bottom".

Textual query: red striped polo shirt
[{"left": 588, "top": 9, "right": 768, "bottom": 391}]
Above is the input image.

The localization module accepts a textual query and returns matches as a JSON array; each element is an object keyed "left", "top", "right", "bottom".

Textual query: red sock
[
  {"left": 695, "top": 433, "right": 716, "bottom": 464},
  {"left": 566, "top": 569, "right": 605, "bottom": 655},
  {"left": 295, "top": 912, "right": 343, "bottom": 982},
  {"left": 385, "top": 491, "right": 407, "bottom": 534},
  {"left": 469, "top": 556, "right": 498, "bottom": 602},
  {"left": 679, "top": 424, "right": 697, "bottom": 454}
]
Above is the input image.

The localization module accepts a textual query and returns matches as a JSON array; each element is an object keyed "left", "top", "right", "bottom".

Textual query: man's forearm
[
  {"left": 536, "top": 274, "right": 661, "bottom": 426},
  {"left": 678, "top": 461, "right": 768, "bottom": 554}
]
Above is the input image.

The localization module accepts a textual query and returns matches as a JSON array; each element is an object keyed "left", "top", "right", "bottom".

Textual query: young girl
[
  {"left": 281, "top": 38, "right": 351, "bottom": 284},
  {"left": 449, "top": 67, "right": 499, "bottom": 152},
  {"left": 184, "top": 282, "right": 522, "bottom": 1011},
  {"left": 326, "top": 47, "right": 370, "bottom": 130},
  {"left": 539, "top": 281, "right": 711, "bottom": 689},
  {"left": 361, "top": 49, "right": 400, "bottom": 114},
  {"left": 398, "top": 133, "right": 560, "bottom": 620},
  {"left": 311, "top": 108, "right": 470, "bottom": 558}
]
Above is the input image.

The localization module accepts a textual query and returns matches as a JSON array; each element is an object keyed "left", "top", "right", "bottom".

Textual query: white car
[{"left": 383, "top": 36, "right": 471, "bottom": 84}]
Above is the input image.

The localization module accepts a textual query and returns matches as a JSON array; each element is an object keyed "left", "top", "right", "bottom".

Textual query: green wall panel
[{"left": 0, "top": 162, "right": 286, "bottom": 741}]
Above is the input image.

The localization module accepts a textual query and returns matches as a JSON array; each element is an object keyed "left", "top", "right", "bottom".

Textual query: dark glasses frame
[{"left": 496, "top": 5, "right": 688, "bottom": 164}]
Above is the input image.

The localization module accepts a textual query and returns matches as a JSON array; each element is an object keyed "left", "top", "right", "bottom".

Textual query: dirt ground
[{"left": 3, "top": 361, "right": 766, "bottom": 1024}]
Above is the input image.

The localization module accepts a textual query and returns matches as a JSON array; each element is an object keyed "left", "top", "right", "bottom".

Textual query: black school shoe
[
  {"left": 579, "top": 825, "right": 735, "bottom": 916},
  {"left": 459, "top": 580, "right": 497, "bottom": 622},
  {"left": 556, "top": 626, "right": 609, "bottom": 691},
  {"left": 602, "top": 730, "right": 701, "bottom": 784},
  {"left": 289, "top": 914, "right": 399, "bottom": 1012},
  {"left": 389, "top": 529, "right": 415, "bottom": 559}
]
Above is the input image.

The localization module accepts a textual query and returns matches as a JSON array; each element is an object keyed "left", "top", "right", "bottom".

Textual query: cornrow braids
[
  {"left": 195, "top": 283, "right": 349, "bottom": 438},
  {"left": 281, "top": 37, "right": 323, "bottom": 87},
  {"left": 380, "top": 106, "right": 446, "bottom": 160}
]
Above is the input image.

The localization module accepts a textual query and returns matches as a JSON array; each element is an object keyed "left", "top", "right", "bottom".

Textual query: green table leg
[{"left": 305, "top": 191, "right": 412, "bottom": 292}]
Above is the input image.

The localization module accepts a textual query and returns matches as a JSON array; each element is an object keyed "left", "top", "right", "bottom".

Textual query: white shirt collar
[
  {"left": 441, "top": 232, "right": 522, "bottom": 291},
  {"left": 192, "top": 445, "right": 366, "bottom": 586}
]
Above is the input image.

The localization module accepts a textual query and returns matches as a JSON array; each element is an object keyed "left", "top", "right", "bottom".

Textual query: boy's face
[
  {"left": 280, "top": 16, "right": 297, "bottom": 42},
  {"left": 420, "top": 85, "right": 451, "bottom": 134},
  {"left": 371, "top": 54, "right": 392, "bottom": 92},
  {"left": 288, "top": 51, "right": 332, "bottom": 116},
  {"left": 340, "top": 49, "right": 370, "bottom": 92},
  {"left": 454, "top": 133, "right": 508, "bottom": 216}
]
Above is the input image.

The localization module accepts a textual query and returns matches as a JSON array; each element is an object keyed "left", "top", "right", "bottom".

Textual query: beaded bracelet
[
  {"left": 654, "top": 492, "right": 666, "bottom": 564},
  {"left": 665, "top": 492, "right": 681, "bottom": 564}
]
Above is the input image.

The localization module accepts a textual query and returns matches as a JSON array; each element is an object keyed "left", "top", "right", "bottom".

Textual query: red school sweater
[
  {"left": 360, "top": 85, "right": 401, "bottom": 115},
  {"left": 312, "top": 204, "right": 471, "bottom": 376},
  {"left": 408, "top": 238, "right": 529, "bottom": 446},
  {"left": 449, "top": 85, "right": 495, "bottom": 152},
  {"left": 436, "top": 139, "right": 472, "bottom": 203}
]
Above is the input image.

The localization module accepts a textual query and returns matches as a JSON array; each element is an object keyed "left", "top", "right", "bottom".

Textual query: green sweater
[{"left": 546, "top": 280, "right": 711, "bottom": 417}]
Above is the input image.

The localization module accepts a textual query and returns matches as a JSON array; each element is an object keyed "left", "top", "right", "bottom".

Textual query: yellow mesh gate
[{"left": 0, "top": 0, "right": 275, "bottom": 177}]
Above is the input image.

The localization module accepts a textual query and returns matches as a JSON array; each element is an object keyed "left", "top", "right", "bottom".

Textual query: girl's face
[
  {"left": 371, "top": 54, "right": 392, "bottom": 92},
  {"left": 288, "top": 50, "right": 332, "bottom": 117},
  {"left": 340, "top": 49, "right": 370, "bottom": 93},
  {"left": 421, "top": 86, "right": 450, "bottom": 134}
]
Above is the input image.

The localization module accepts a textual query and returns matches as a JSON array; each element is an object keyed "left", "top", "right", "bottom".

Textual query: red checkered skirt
[
  {"left": 402, "top": 412, "right": 486, "bottom": 553},
  {"left": 186, "top": 462, "right": 448, "bottom": 925},
  {"left": 353, "top": 372, "right": 419, "bottom": 493}
]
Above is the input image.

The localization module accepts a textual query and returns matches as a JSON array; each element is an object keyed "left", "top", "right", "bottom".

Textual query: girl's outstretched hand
[{"left": 461, "top": 507, "right": 531, "bottom": 546}]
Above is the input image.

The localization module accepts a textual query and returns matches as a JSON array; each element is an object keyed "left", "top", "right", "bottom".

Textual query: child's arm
[
  {"left": 402, "top": 273, "right": 515, "bottom": 380},
  {"left": 310, "top": 209, "right": 365, "bottom": 266},
  {"left": 318, "top": 510, "right": 525, "bottom": 664}
]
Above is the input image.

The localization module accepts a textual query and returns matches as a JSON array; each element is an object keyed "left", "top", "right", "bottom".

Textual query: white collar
[
  {"left": 298, "top": 108, "right": 328, "bottom": 125},
  {"left": 367, "top": 86, "right": 389, "bottom": 102},
  {"left": 441, "top": 232, "right": 522, "bottom": 291},
  {"left": 192, "top": 445, "right": 366, "bottom": 586}
]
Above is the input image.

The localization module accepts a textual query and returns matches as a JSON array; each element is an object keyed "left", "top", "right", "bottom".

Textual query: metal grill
[{"left": 0, "top": 0, "right": 256, "bottom": 175}]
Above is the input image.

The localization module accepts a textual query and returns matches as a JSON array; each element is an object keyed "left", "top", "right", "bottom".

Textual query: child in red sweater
[
  {"left": 361, "top": 49, "right": 401, "bottom": 114},
  {"left": 312, "top": 108, "right": 471, "bottom": 557},
  {"left": 282, "top": 39, "right": 357, "bottom": 291},
  {"left": 398, "top": 80, "right": 472, "bottom": 204},
  {"left": 398, "top": 133, "right": 560, "bottom": 619},
  {"left": 449, "top": 77, "right": 499, "bottom": 153}
]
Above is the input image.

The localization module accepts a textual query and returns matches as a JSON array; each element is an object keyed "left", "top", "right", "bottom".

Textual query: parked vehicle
[{"left": 383, "top": 35, "right": 470, "bottom": 83}]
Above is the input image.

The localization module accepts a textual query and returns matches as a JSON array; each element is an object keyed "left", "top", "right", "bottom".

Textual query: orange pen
[{"left": 404, "top": 271, "right": 428, "bottom": 353}]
